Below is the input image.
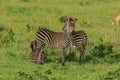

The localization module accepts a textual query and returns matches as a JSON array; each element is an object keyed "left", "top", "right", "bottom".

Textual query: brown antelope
[{"left": 111, "top": 14, "right": 120, "bottom": 25}]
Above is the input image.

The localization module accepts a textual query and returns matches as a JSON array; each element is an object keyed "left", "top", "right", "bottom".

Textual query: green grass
[{"left": 0, "top": 0, "right": 120, "bottom": 80}]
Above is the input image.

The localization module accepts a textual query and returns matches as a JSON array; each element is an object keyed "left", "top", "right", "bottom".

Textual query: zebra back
[
  {"left": 34, "top": 17, "right": 78, "bottom": 65},
  {"left": 36, "top": 28, "right": 54, "bottom": 47},
  {"left": 71, "top": 30, "right": 87, "bottom": 49},
  {"left": 36, "top": 28, "right": 69, "bottom": 48}
]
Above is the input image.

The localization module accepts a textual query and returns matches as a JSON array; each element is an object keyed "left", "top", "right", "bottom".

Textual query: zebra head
[
  {"left": 29, "top": 40, "right": 48, "bottom": 63},
  {"left": 62, "top": 17, "right": 78, "bottom": 37}
]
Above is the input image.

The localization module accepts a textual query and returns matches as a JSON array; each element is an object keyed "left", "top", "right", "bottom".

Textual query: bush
[
  {"left": 82, "top": 39, "right": 118, "bottom": 64},
  {"left": 59, "top": 16, "right": 67, "bottom": 23},
  {"left": 100, "top": 68, "right": 120, "bottom": 80},
  {"left": 91, "top": 40, "right": 113, "bottom": 58}
]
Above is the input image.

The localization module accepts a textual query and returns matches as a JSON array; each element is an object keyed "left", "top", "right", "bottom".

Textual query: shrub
[
  {"left": 83, "top": 39, "right": 116, "bottom": 64},
  {"left": 59, "top": 16, "right": 67, "bottom": 23},
  {"left": 91, "top": 40, "right": 113, "bottom": 58},
  {"left": 100, "top": 68, "right": 120, "bottom": 80}
]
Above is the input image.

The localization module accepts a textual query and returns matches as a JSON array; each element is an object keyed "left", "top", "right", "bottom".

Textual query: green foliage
[
  {"left": 59, "top": 16, "right": 67, "bottom": 23},
  {"left": 66, "top": 52, "right": 77, "bottom": 61},
  {"left": 0, "top": 24, "right": 5, "bottom": 32},
  {"left": 91, "top": 39, "right": 113, "bottom": 58},
  {"left": 21, "top": 0, "right": 30, "bottom": 2},
  {"left": 0, "top": 29, "right": 15, "bottom": 45},
  {"left": 0, "top": 0, "right": 120, "bottom": 80},
  {"left": 0, "top": 25, "right": 5, "bottom": 39},
  {"left": 44, "top": 69, "right": 52, "bottom": 75},
  {"left": 100, "top": 68, "right": 120, "bottom": 80},
  {"left": 79, "top": 1, "right": 90, "bottom": 6},
  {"left": 8, "top": 29, "right": 15, "bottom": 42},
  {"left": 80, "top": 20, "right": 92, "bottom": 27},
  {"left": 44, "top": 47, "right": 60, "bottom": 63},
  {"left": 26, "top": 24, "right": 36, "bottom": 32},
  {"left": 7, "top": 7, "right": 33, "bottom": 16},
  {"left": 82, "top": 39, "right": 120, "bottom": 64},
  {"left": 17, "top": 69, "right": 57, "bottom": 80}
]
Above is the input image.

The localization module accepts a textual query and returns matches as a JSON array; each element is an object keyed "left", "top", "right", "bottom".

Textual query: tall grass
[{"left": 0, "top": 0, "right": 120, "bottom": 80}]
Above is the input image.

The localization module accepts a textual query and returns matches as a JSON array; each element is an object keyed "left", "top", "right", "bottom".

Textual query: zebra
[
  {"left": 69, "top": 30, "right": 87, "bottom": 61},
  {"left": 34, "top": 17, "right": 77, "bottom": 66},
  {"left": 59, "top": 16, "right": 87, "bottom": 61},
  {"left": 29, "top": 40, "right": 48, "bottom": 63}
]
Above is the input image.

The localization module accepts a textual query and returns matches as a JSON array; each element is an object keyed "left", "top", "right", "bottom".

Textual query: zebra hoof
[
  {"left": 38, "top": 61, "right": 43, "bottom": 64},
  {"left": 62, "top": 63, "right": 65, "bottom": 66}
]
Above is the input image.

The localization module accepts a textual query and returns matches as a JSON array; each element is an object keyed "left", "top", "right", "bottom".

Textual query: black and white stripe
[
  {"left": 69, "top": 30, "right": 87, "bottom": 60},
  {"left": 34, "top": 17, "right": 77, "bottom": 66},
  {"left": 36, "top": 28, "right": 70, "bottom": 48}
]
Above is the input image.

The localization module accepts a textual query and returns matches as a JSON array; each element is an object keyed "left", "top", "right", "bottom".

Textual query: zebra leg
[
  {"left": 73, "top": 45, "right": 77, "bottom": 60},
  {"left": 34, "top": 44, "right": 40, "bottom": 63},
  {"left": 36, "top": 50, "right": 44, "bottom": 64},
  {"left": 61, "top": 47, "right": 67, "bottom": 66},
  {"left": 35, "top": 44, "right": 45, "bottom": 64},
  {"left": 79, "top": 45, "right": 86, "bottom": 61},
  {"left": 69, "top": 46, "right": 72, "bottom": 54}
]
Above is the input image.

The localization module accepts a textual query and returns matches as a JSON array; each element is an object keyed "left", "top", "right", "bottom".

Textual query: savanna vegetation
[{"left": 0, "top": 0, "right": 120, "bottom": 80}]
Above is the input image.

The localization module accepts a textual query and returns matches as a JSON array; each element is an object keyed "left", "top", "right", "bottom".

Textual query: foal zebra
[
  {"left": 70, "top": 30, "right": 87, "bottom": 60},
  {"left": 61, "top": 18, "right": 87, "bottom": 60},
  {"left": 29, "top": 40, "right": 48, "bottom": 63},
  {"left": 34, "top": 17, "right": 77, "bottom": 66}
]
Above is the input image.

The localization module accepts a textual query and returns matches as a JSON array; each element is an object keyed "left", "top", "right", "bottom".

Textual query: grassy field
[{"left": 0, "top": 0, "right": 120, "bottom": 80}]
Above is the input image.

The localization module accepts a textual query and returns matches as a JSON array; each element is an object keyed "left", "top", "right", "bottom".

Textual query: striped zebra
[
  {"left": 70, "top": 30, "right": 87, "bottom": 61},
  {"left": 34, "top": 17, "right": 77, "bottom": 66},
  {"left": 29, "top": 40, "right": 48, "bottom": 63},
  {"left": 59, "top": 16, "right": 87, "bottom": 61}
]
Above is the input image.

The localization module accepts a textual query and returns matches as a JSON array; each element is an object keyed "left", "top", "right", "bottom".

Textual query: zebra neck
[{"left": 63, "top": 32, "right": 72, "bottom": 38}]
